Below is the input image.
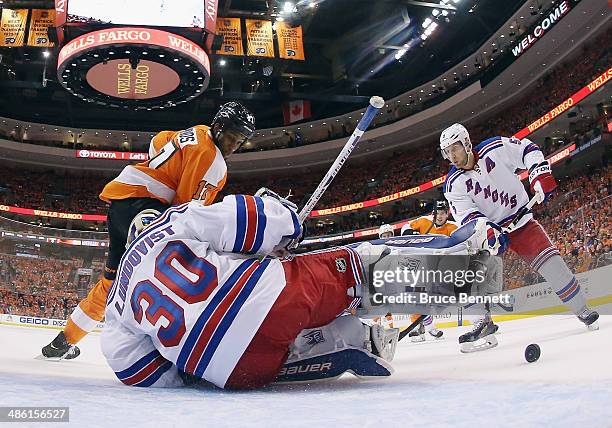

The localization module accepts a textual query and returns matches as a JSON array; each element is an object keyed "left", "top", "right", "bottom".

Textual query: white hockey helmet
[
  {"left": 378, "top": 223, "right": 394, "bottom": 239},
  {"left": 440, "top": 123, "right": 471, "bottom": 160},
  {"left": 126, "top": 209, "right": 161, "bottom": 248}
]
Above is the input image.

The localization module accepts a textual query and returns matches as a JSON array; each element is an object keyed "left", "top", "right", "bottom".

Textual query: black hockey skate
[
  {"left": 41, "top": 332, "right": 81, "bottom": 360},
  {"left": 578, "top": 308, "right": 599, "bottom": 331},
  {"left": 428, "top": 328, "right": 444, "bottom": 339},
  {"left": 459, "top": 315, "right": 499, "bottom": 353}
]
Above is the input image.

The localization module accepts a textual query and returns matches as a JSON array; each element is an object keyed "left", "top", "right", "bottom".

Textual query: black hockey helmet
[
  {"left": 433, "top": 199, "right": 449, "bottom": 213},
  {"left": 212, "top": 101, "right": 256, "bottom": 141}
]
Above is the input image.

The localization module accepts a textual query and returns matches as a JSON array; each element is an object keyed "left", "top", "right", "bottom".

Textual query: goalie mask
[{"left": 126, "top": 209, "right": 161, "bottom": 248}]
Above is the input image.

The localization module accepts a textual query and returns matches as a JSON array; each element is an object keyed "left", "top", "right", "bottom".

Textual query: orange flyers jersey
[
  {"left": 410, "top": 216, "right": 458, "bottom": 237},
  {"left": 100, "top": 125, "right": 227, "bottom": 206}
]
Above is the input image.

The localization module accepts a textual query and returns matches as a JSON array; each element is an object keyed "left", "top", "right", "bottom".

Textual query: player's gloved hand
[
  {"left": 254, "top": 187, "right": 297, "bottom": 212},
  {"left": 474, "top": 219, "right": 509, "bottom": 255},
  {"left": 528, "top": 161, "right": 557, "bottom": 204},
  {"left": 271, "top": 223, "right": 306, "bottom": 258},
  {"left": 255, "top": 187, "right": 305, "bottom": 256},
  {"left": 485, "top": 221, "right": 509, "bottom": 255}
]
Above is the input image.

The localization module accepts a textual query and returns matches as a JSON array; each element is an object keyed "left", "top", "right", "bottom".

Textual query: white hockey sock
[
  {"left": 537, "top": 255, "right": 587, "bottom": 315},
  {"left": 466, "top": 313, "right": 486, "bottom": 326},
  {"left": 422, "top": 315, "right": 435, "bottom": 332}
]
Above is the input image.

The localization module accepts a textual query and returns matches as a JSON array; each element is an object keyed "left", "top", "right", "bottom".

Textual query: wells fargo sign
[{"left": 86, "top": 60, "right": 180, "bottom": 99}]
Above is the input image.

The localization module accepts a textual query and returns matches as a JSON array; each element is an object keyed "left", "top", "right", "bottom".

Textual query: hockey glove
[
  {"left": 254, "top": 187, "right": 298, "bottom": 212},
  {"left": 486, "top": 221, "right": 509, "bottom": 255},
  {"left": 254, "top": 188, "right": 304, "bottom": 257},
  {"left": 528, "top": 161, "right": 557, "bottom": 204}
]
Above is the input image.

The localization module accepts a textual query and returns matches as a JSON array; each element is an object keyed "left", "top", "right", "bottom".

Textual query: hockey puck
[{"left": 525, "top": 344, "right": 541, "bottom": 363}]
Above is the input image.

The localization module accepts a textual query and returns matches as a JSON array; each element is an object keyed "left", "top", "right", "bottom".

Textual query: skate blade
[
  {"left": 587, "top": 321, "right": 599, "bottom": 331},
  {"left": 34, "top": 352, "right": 74, "bottom": 362},
  {"left": 460, "top": 334, "right": 498, "bottom": 353},
  {"left": 410, "top": 335, "right": 426, "bottom": 343},
  {"left": 34, "top": 354, "right": 64, "bottom": 362}
]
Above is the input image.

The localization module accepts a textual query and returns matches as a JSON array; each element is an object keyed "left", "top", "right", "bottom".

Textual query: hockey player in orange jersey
[
  {"left": 41, "top": 102, "right": 256, "bottom": 359},
  {"left": 401, "top": 199, "right": 458, "bottom": 237},
  {"left": 401, "top": 199, "right": 457, "bottom": 342}
]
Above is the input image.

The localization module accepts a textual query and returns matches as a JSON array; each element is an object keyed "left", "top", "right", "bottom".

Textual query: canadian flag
[{"left": 283, "top": 100, "right": 311, "bottom": 124}]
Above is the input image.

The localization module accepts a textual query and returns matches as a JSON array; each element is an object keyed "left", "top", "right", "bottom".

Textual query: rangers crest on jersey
[{"left": 335, "top": 258, "right": 347, "bottom": 273}]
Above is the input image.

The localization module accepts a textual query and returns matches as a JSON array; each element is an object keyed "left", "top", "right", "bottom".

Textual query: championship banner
[
  {"left": 214, "top": 17, "right": 243, "bottom": 56},
  {"left": 245, "top": 19, "right": 274, "bottom": 57},
  {"left": 27, "top": 9, "right": 55, "bottom": 47},
  {"left": 0, "top": 9, "right": 29, "bottom": 47},
  {"left": 276, "top": 21, "right": 305, "bottom": 60}
]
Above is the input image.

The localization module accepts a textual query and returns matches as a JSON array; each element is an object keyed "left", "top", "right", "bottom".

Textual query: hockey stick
[
  {"left": 398, "top": 314, "right": 427, "bottom": 342},
  {"left": 297, "top": 96, "right": 385, "bottom": 224},
  {"left": 503, "top": 193, "right": 539, "bottom": 234}
]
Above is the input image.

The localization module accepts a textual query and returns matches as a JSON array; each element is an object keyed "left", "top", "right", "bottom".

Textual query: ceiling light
[
  {"left": 395, "top": 49, "right": 407, "bottom": 60},
  {"left": 422, "top": 18, "right": 432, "bottom": 28},
  {"left": 283, "top": 2, "right": 294, "bottom": 13}
]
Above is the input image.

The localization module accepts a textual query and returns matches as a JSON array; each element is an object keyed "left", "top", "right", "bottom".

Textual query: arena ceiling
[{"left": 0, "top": 0, "right": 524, "bottom": 131}]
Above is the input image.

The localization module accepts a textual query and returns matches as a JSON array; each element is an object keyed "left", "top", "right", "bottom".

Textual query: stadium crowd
[{"left": 0, "top": 255, "right": 81, "bottom": 318}]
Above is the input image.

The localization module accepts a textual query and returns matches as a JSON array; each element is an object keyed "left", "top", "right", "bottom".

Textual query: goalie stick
[{"left": 297, "top": 96, "right": 385, "bottom": 224}]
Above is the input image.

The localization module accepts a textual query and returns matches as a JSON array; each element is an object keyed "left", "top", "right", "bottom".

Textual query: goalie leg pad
[
  {"left": 277, "top": 348, "right": 394, "bottom": 383},
  {"left": 277, "top": 315, "right": 397, "bottom": 383}
]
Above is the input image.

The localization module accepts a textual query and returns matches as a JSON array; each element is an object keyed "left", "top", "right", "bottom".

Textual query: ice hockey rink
[{"left": 2, "top": 307, "right": 612, "bottom": 428}]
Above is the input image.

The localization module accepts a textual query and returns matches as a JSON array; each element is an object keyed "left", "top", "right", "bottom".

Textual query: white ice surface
[{"left": 1, "top": 307, "right": 612, "bottom": 428}]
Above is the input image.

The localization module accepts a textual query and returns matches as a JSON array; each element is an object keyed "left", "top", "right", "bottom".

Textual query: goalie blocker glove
[
  {"left": 254, "top": 187, "right": 304, "bottom": 254},
  {"left": 528, "top": 161, "right": 557, "bottom": 203}
]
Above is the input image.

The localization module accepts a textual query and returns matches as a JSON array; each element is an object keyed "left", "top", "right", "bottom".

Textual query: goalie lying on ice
[{"left": 102, "top": 194, "right": 504, "bottom": 389}]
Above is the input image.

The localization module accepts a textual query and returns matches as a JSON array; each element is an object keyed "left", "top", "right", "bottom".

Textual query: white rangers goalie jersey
[
  {"left": 444, "top": 136, "right": 545, "bottom": 229},
  {"left": 102, "top": 195, "right": 302, "bottom": 389}
]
